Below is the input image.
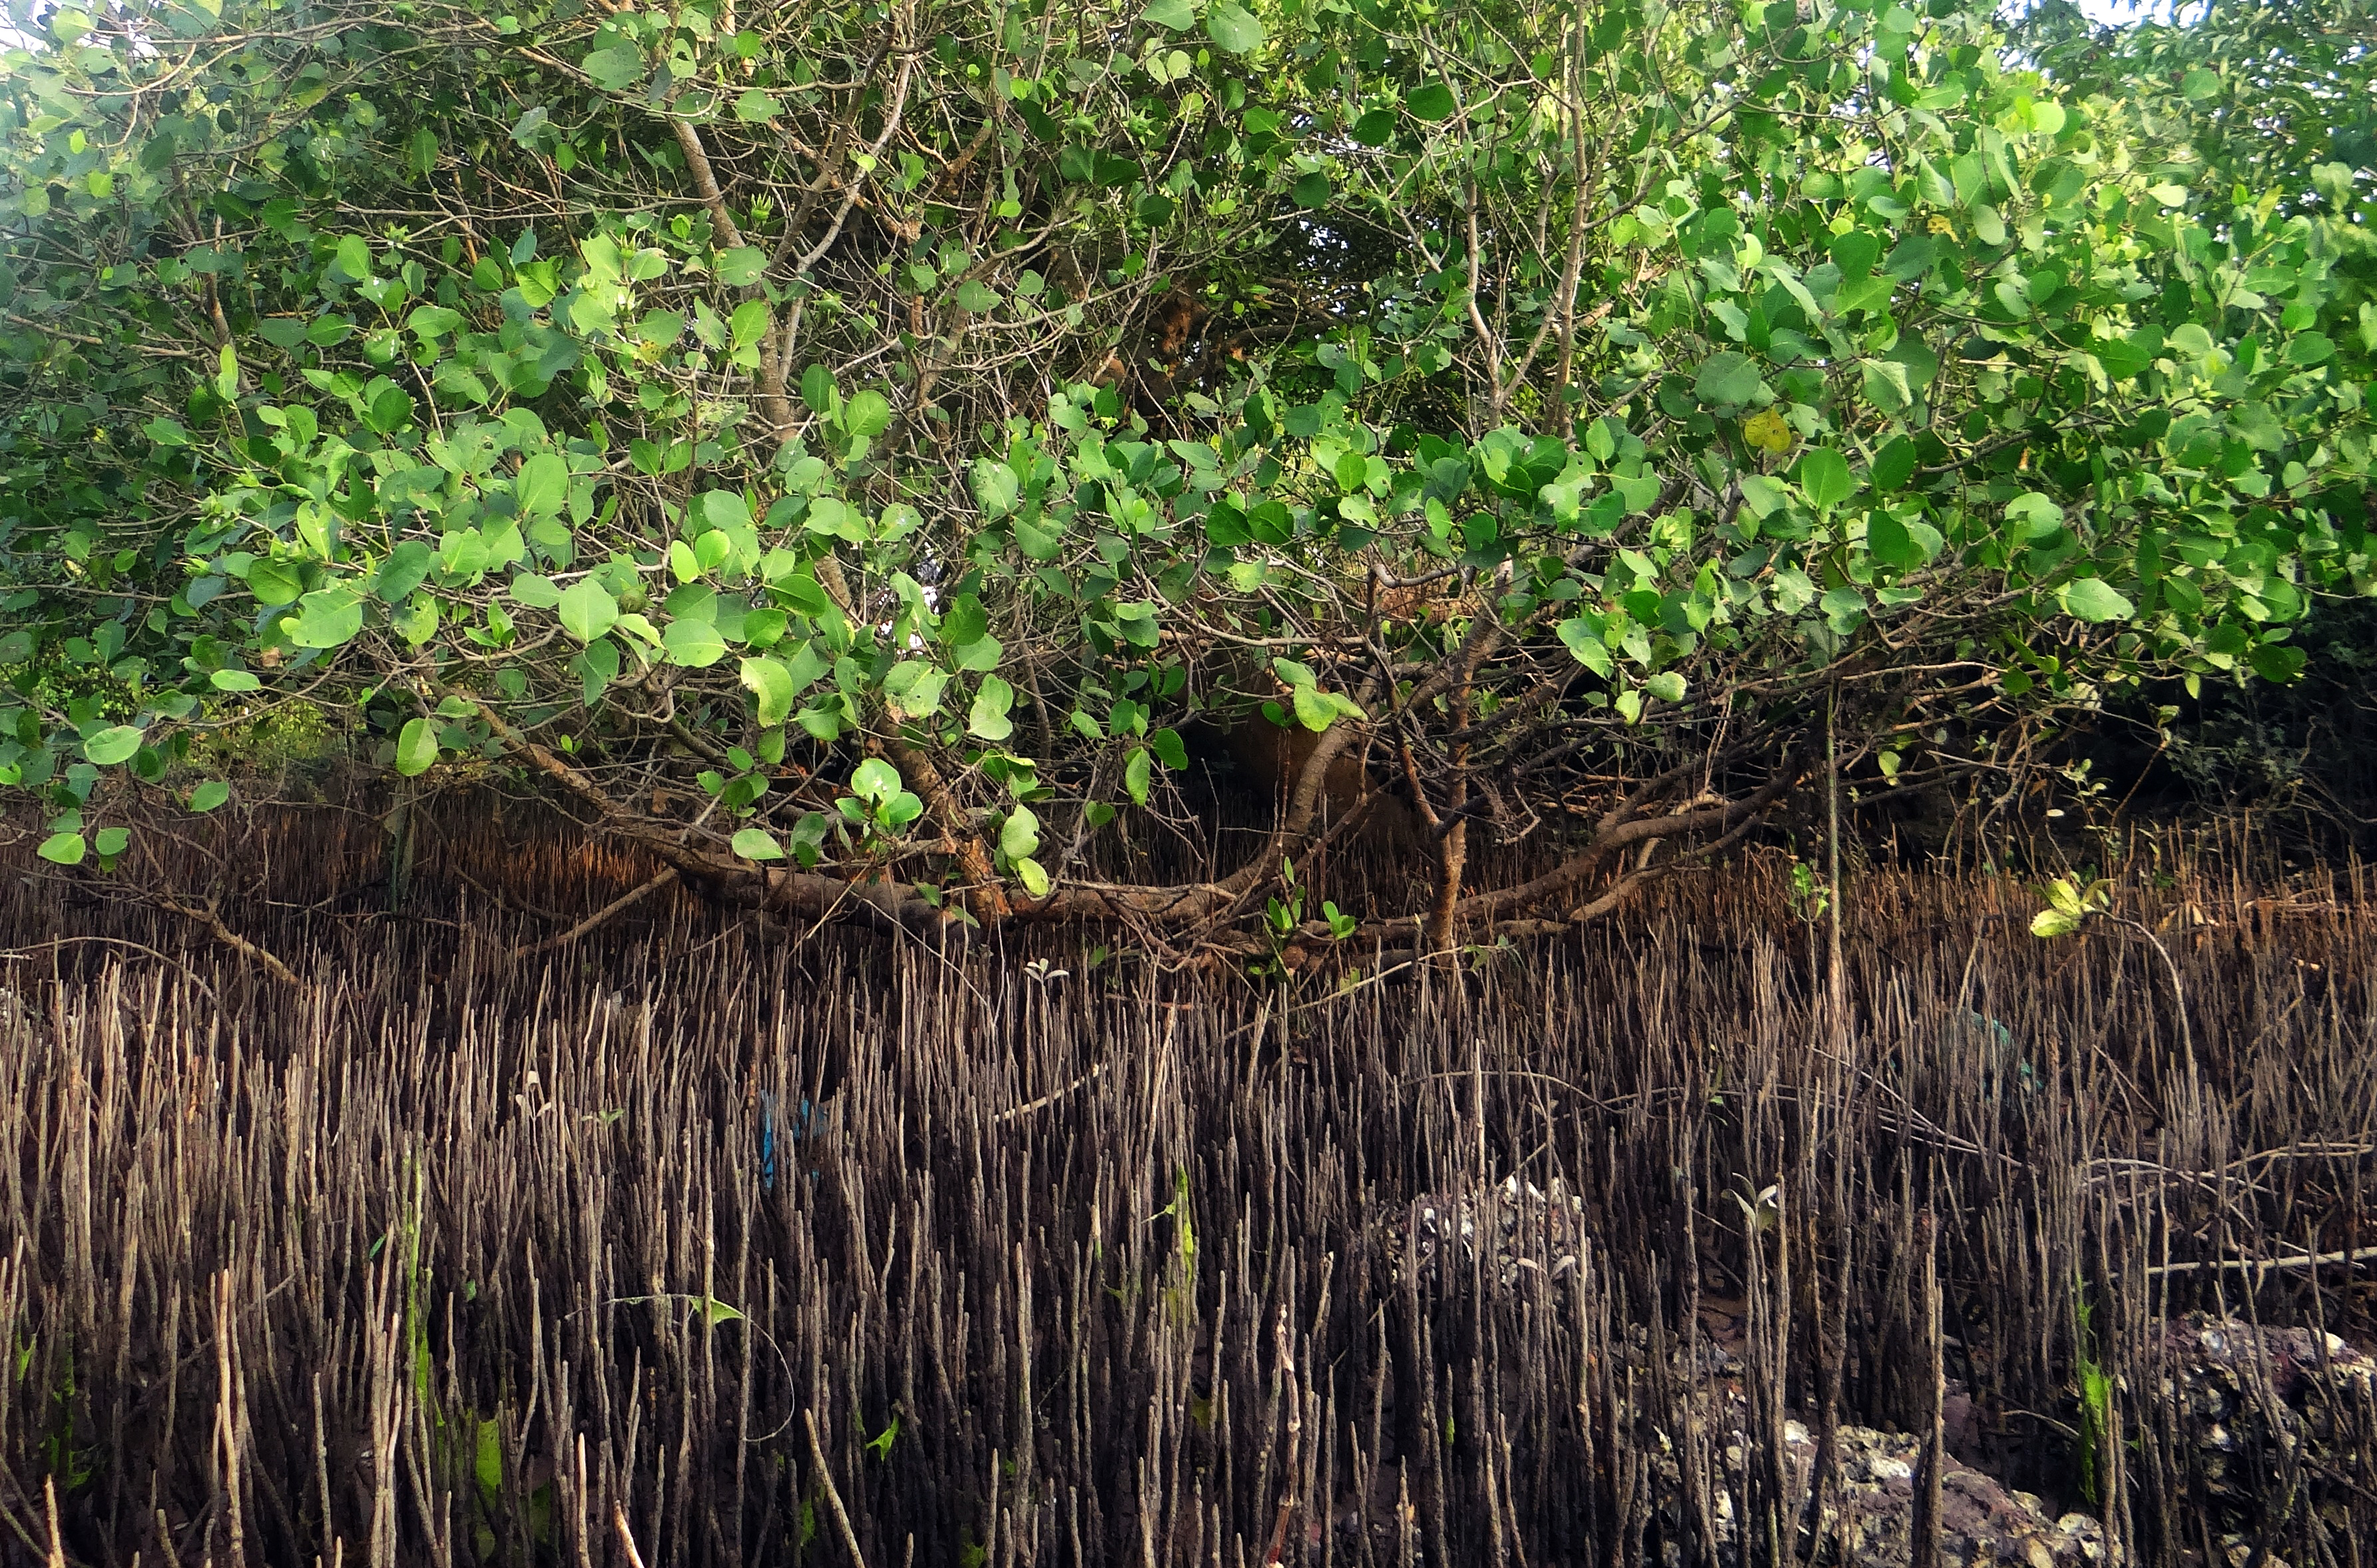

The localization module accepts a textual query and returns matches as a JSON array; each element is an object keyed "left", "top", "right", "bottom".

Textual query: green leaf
[
  {"left": 1145, "top": 0, "right": 1195, "bottom": 27},
  {"left": 800, "top": 364, "right": 838, "bottom": 414},
  {"left": 732, "top": 827, "right": 785, "bottom": 861},
  {"left": 1557, "top": 617, "right": 1613, "bottom": 676},
  {"left": 37, "top": 832, "right": 86, "bottom": 866},
  {"left": 716, "top": 246, "right": 767, "bottom": 287},
  {"left": 394, "top": 716, "right": 439, "bottom": 776},
  {"left": 85, "top": 725, "right": 142, "bottom": 765},
  {"left": 1205, "top": 1, "right": 1263, "bottom": 53},
  {"left": 740, "top": 655, "right": 797, "bottom": 726},
  {"left": 2030, "top": 908, "right": 2082, "bottom": 938},
  {"left": 246, "top": 559, "right": 304, "bottom": 607},
  {"left": 210, "top": 668, "right": 262, "bottom": 692},
  {"left": 1292, "top": 684, "right": 1338, "bottom": 732},
  {"left": 1150, "top": 728, "right": 1188, "bottom": 770},
  {"left": 1407, "top": 81, "right": 1455, "bottom": 121},
  {"left": 474, "top": 1420, "right": 502, "bottom": 1499},
  {"left": 662, "top": 618, "right": 728, "bottom": 668},
  {"left": 2250, "top": 643, "right": 2307, "bottom": 683},
  {"left": 2059, "top": 579, "right": 2134, "bottom": 624},
  {"left": 1866, "top": 512, "right": 1942, "bottom": 570},
  {"left": 1013, "top": 856, "right": 1051, "bottom": 898},
  {"left": 336, "top": 234, "right": 373, "bottom": 280},
  {"left": 1644, "top": 670, "right": 1687, "bottom": 704},
  {"left": 557, "top": 579, "right": 620, "bottom": 643},
  {"left": 376, "top": 541, "right": 433, "bottom": 603},
  {"left": 972, "top": 459, "right": 1021, "bottom": 518},
  {"left": 516, "top": 453, "right": 569, "bottom": 517},
  {"left": 1001, "top": 805, "right": 1042, "bottom": 860},
  {"left": 288, "top": 587, "right": 364, "bottom": 649},
  {"left": 583, "top": 44, "right": 645, "bottom": 91},
  {"left": 1796, "top": 448, "right": 1856, "bottom": 511},
  {"left": 1125, "top": 746, "right": 1153, "bottom": 806},
  {"left": 844, "top": 390, "right": 892, "bottom": 437},
  {"left": 968, "top": 674, "right": 1017, "bottom": 741},
  {"left": 189, "top": 780, "right": 232, "bottom": 813},
  {"left": 1870, "top": 436, "right": 1918, "bottom": 492},
  {"left": 734, "top": 89, "right": 782, "bottom": 122},
  {"left": 1292, "top": 171, "right": 1330, "bottom": 207},
  {"left": 852, "top": 758, "right": 902, "bottom": 803},
  {"left": 1693, "top": 352, "right": 1763, "bottom": 407}
]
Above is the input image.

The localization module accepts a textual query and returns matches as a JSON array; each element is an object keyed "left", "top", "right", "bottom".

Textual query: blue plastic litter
[{"left": 758, "top": 1093, "right": 826, "bottom": 1192}]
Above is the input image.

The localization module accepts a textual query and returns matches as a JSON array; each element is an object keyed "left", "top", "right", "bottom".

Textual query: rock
[
  {"left": 1373, "top": 1175, "right": 1587, "bottom": 1290},
  {"left": 2152, "top": 1312, "right": 2374, "bottom": 1537},
  {"left": 1637, "top": 1406, "right": 2107, "bottom": 1568}
]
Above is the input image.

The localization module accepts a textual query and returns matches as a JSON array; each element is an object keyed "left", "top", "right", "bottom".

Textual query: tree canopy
[{"left": 2, "top": 0, "right": 2372, "bottom": 957}]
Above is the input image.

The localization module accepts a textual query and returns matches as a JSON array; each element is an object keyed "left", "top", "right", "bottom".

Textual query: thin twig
[
  {"left": 611, "top": 1503, "right": 649, "bottom": 1568},
  {"left": 507, "top": 867, "right": 679, "bottom": 963},
  {"left": 805, "top": 1408, "right": 870, "bottom": 1568},
  {"left": 0, "top": 935, "right": 220, "bottom": 1009},
  {"left": 993, "top": 1061, "right": 1109, "bottom": 1123},
  {"left": 155, "top": 895, "right": 301, "bottom": 988},
  {"left": 2144, "top": 1246, "right": 2377, "bottom": 1280}
]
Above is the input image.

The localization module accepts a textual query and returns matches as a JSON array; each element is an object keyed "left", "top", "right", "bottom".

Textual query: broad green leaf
[
  {"left": 1125, "top": 746, "right": 1153, "bottom": 805},
  {"left": 1001, "top": 805, "right": 1041, "bottom": 860},
  {"left": 732, "top": 827, "right": 785, "bottom": 861},
  {"left": 1694, "top": 352, "right": 1763, "bottom": 407},
  {"left": 1797, "top": 448, "right": 1856, "bottom": 511},
  {"left": 1206, "top": 1, "right": 1263, "bottom": 54},
  {"left": 210, "top": 668, "right": 262, "bottom": 692},
  {"left": 1145, "top": 0, "right": 1195, "bottom": 28},
  {"left": 246, "top": 559, "right": 303, "bottom": 607},
  {"left": 972, "top": 458, "right": 1021, "bottom": 518},
  {"left": 1408, "top": 82, "right": 1455, "bottom": 121},
  {"left": 189, "top": 780, "right": 232, "bottom": 812},
  {"left": 37, "top": 832, "right": 86, "bottom": 866},
  {"left": 1870, "top": 436, "right": 1918, "bottom": 491},
  {"left": 969, "top": 675, "right": 1016, "bottom": 741},
  {"left": 1150, "top": 728, "right": 1188, "bottom": 770},
  {"left": 557, "top": 579, "right": 619, "bottom": 643},
  {"left": 85, "top": 726, "right": 142, "bottom": 765},
  {"left": 1557, "top": 617, "right": 1613, "bottom": 676},
  {"left": 662, "top": 619, "right": 728, "bottom": 667},
  {"left": 2031, "top": 908, "right": 2082, "bottom": 938},
  {"left": 844, "top": 390, "right": 892, "bottom": 437},
  {"left": 716, "top": 246, "right": 766, "bottom": 286},
  {"left": 1013, "top": 856, "right": 1051, "bottom": 898},
  {"left": 516, "top": 453, "right": 569, "bottom": 517},
  {"left": 1866, "top": 513, "right": 1942, "bottom": 569},
  {"left": 583, "top": 45, "right": 644, "bottom": 91},
  {"left": 740, "top": 656, "right": 796, "bottom": 726},
  {"left": 852, "top": 758, "right": 902, "bottom": 802},
  {"left": 394, "top": 717, "right": 439, "bottom": 776},
  {"left": 288, "top": 588, "right": 364, "bottom": 649},
  {"left": 376, "top": 542, "right": 434, "bottom": 603},
  {"left": 1292, "top": 684, "right": 1337, "bottom": 732},
  {"left": 2059, "top": 579, "right": 2134, "bottom": 623}
]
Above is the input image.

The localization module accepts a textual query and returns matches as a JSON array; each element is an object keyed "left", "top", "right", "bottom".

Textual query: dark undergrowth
[{"left": 1, "top": 808, "right": 2374, "bottom": 1566}]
